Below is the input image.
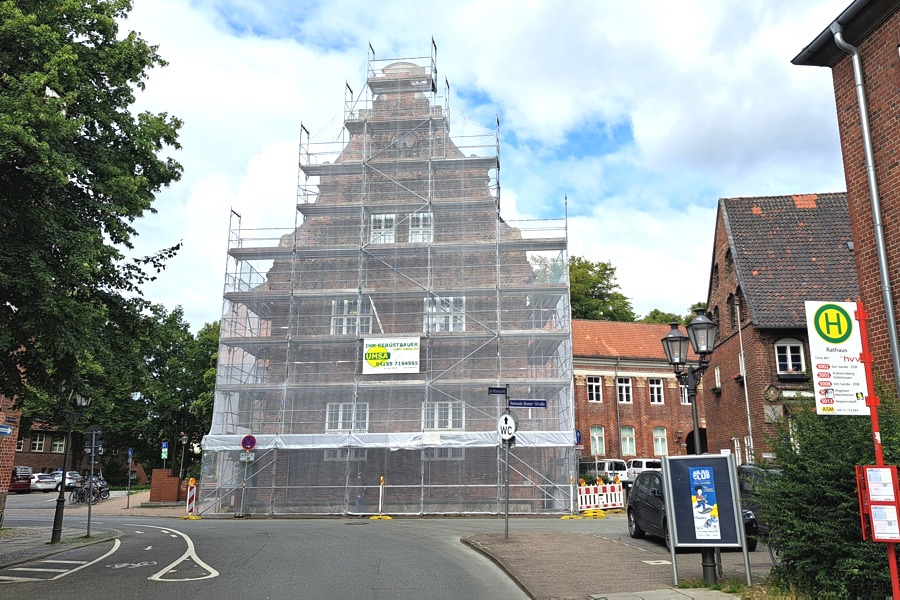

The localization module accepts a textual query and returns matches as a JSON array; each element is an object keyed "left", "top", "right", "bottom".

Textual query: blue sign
[
  {"left": 488, "top": 386, "right": 507, "bottom": 396},
  {"left": 0, "top": 424, "right": 12, "bottom": 436},
  {"left": 575, "top": 429, "right": 582, "bottom": 445},
  {"left": 162, "top": 441, "right": 169, "bottom": 450},
  {"left": 508, "top": 399, "right": 547, "bottom": 408},
  {"left": 128, "top": 447, "right": 133, "bottom": 460},
  {"left": 242, "top": 434, "right": 257, "bottom": 450}
]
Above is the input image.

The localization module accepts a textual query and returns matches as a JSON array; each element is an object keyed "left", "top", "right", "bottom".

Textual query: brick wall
[
  {"left": 0, "top": 395, "right": 22, "bottom": 526},
  {"left": 831, "top": 9, "right": 900, "bottom": 387},
  {"left": 149, "top": 468, "right": 183, "bottom": 503}
]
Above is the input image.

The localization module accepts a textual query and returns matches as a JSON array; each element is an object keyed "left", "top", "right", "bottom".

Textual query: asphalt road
[{"left": 1, "top": 513, "right": 534, "bottom": 599}]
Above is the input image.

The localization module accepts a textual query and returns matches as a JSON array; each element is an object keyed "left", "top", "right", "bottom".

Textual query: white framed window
[
  {"left": 16, "top": 438, "right": 23, "bottom": 451},
  {"left": 424, "top": 296, "right": 465, "bottom": 332},
  {"left": 370, "top": 213, "right": 396, "bottom": 244},
  {"left": 325, "top": 403, "right": 369, "bottom": 432},
  {"left": 714, "top": 365, "right": 721, "bottom": 388},
  {"left": 653, "top": 427, "right": 668, "bottom": 456},
  {"left": 424, "top": 447, "right": 464, "bottom": 460},
  {"left": 331, "top": 299, "right": 372, "bottom": 335},
  {"left": 649, "top": 378, "right": 664, "bottom": 404},
  {"left": 739, "top": 351, "right": 746, "bottom": 377},
  {"left": 51, "top": 434, "right": 66, "bottom": 453},
  {"left": 30, "top": 433, "right": 45, "bottom": 452},
  {"left": 587, "top": 376, "right": 602, "bottom": 403},
  {"left": 408, "top": 212, "right": 433, "bottom": 243},
  {"left": 590, "top": 425, "right": 606, "bottom": 456},
  {"left": 620, "top": 426, "right": 636, "bottom": 456},
  {"left": 775, "top": 338, "right": 805, "bottom": 374},
  {"left": 423, "top": 401, "right": 464, "bottom": 430},
  {"left": 617, "top": 377, "right": 632, "bottom": 404},
  {"left": 324, "top": 448, "right": 367, "bottom": 461},
  {"left": 680, "top": 384, "right": 691, "bottom": 405}
]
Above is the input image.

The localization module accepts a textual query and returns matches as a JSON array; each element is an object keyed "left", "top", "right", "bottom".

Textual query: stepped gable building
[
  {"left": 572, "top": 319, "right": 704, "bottom": 465},
  {"left": 200, "top": 46, "right": 575, "bottom": 515},
  {"left": 793, "top": 0, "right": 900, "bottom": 391},
  {"left": 703, "top": 193, "right": 859, "bottom": 464}
]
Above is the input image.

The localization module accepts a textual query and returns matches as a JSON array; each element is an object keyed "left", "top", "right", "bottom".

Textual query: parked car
[
  {"left": 586, "top": 459, "right": 628, "bottom": 483},
  {"left": 737, "top": 464, "right": 780, "bottom": 538},
  {"left": 625, "top": 458, "right": 662, "bottom": 483},
  {"left": 30, "top": 473, "right": 57, "bottom": 492},
  {"left": 9, "top": 466, "right": 33, "bottom": 494},
  {"left": 627, "top": 470, "right": 758, "bottom": 551},
  {"left": 52, "top": 470, "right": 84, "bottom": 491}
]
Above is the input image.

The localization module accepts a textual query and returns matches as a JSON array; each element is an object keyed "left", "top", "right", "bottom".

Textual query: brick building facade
[
  {"left": 793, "top": 0, "right": 900, "bottom": 390},
  {"left": 572, "top": 320, "right": 702, "bottom": 466},
  {"left": 702, "top": 194, "right": 858, "bottom": 463}
]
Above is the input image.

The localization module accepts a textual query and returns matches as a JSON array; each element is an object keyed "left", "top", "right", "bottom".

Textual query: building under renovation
[{"left": 199, "top": 44, "right": 575, "bottom": 515}]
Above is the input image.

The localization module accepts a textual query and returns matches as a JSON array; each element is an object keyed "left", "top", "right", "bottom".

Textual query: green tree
[
  {"left": 639, "top": 302, "right": 708, "bottom": 324},
  {"left": 760, "top": 391, "right": 900, "bottom": 597},
  {"left": 0, "top": 0, "right": 183, "bottom": 403},
  {"left": 568, "top": 256, "right": 636, "bottom": 321}
]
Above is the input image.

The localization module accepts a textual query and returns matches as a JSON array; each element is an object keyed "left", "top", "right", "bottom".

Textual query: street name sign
[
  {"left": 508, "top": 399, "right": 547, "bottom": 408},
  {"left": 488, "top": 386, "right": 507, "bottom": 396}
]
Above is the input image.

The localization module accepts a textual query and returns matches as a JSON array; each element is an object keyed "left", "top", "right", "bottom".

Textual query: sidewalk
[{"left": 1, "top": 497, "right": 768, "bottom": 599}]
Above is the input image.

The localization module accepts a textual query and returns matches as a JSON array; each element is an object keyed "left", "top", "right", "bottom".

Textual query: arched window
[
  {"left": 727, "top": 294, "right": 736, "bottom": 329},
  {"left": 653, "top": 427, "right": 668, "bottom": 456},
  {"left": 712, "top": 263, "right": 719, "bottom": 289}
]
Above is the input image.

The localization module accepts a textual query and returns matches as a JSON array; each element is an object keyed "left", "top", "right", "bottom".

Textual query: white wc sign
[{"left": 497, "top": 412, "right": 518, "bottom": 440}]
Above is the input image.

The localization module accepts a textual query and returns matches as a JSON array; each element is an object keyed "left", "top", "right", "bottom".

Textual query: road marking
[
  {"left": 124, "top": 523, "right": 219, "bottom": 582},
  {"left": 42, "top": 560, "right": 88, "bottom": 564},
  {"left": 50, "top": 539, "right": 121, "bottom": 580},
  {"left": 144, "top": 546, "right": 153, "bottom": 550},
  {"left": 106, "top": 561, "right": 158, "bottom": 569},
  {"left": 0, "top": 575, "right": 43, "bottom": 582},
  {"left": 10, "top": 567, "right": 69, "bottom": 573}
]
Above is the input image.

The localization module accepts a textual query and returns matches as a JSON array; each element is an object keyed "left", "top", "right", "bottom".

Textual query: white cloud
[{"left": 122, "top": 0, "right": 851, "bottom": 328}]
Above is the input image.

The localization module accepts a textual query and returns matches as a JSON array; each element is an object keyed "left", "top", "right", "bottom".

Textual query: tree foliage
[
  {"left": 759, "top": 390, "right": 900, "bottom": 597},
  {"left": 0, "top": 0, "right": 183, "bottom": 403},
  {"left": 639, "top": 302, "right": 708, "bottom": 325},
  {"left": 568, "top": 256, "right": 636, "bottom": 321}
]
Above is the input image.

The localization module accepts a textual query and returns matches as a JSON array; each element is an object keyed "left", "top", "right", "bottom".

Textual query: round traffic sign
[
  {"left": 497, "top": 412, "right": 518, "bottom": 440},
  {"left": 241, "top": 434, "right": 256, "bottom": 450}
]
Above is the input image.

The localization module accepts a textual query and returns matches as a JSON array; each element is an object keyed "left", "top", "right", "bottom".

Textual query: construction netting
[{"left": 199, "top": 44, "right": 575, "bottom": 515}]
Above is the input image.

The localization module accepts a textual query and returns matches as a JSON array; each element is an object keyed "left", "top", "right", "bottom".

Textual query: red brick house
[
  {"left": 793, "top": 0, "right": 900, "bottom": 393},
  {"left": 702, "top": 194, "right": 859, "bottom": 464},
  {"left": 572, "top": 320, "right": 704, "bottom": 468}
]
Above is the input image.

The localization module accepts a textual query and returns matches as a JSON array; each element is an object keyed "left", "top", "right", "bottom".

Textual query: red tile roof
[{"left": 572, "top": 319, "right": 699, "bottom": 360}]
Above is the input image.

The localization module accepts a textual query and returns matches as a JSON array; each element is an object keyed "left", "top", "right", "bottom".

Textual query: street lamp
[
  {"left": 179, "top": 432, "right": 189, "bottom": 480},
  {"left": 661, "top": 308, "right": 719, "bottom": 584},
  {"left": 50, "top": 392, "right": 91, "bottom": 544}
]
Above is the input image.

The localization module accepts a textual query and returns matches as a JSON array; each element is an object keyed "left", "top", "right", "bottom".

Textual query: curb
[{"left": 460, "top": 535, "right": 535, "bottom": 600}]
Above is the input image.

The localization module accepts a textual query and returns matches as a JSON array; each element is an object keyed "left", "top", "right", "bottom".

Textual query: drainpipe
[
  {"left": 831, "top": 24, "right": 900, "bottom": 401},
  {"left": 613, "top": 357, "right": 621, "bottom": 458}
]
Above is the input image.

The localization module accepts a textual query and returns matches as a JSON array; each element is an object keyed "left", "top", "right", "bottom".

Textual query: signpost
[
  {"left": 805, "top": 301, "right": 870, "bottom": 415},
  {"left": 236, "top": 434, "right": 256, "bottom": 518},
  {"left": 498, "top": 411, "right": 518, "bottom": 539}
]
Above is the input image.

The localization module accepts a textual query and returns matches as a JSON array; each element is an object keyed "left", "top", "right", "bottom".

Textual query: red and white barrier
[
  {"left": 185, "top": 484, "right": 196, "bottom": 515},
  {"left": 577, "top": 484, "right": 624, "bottom": 511}
]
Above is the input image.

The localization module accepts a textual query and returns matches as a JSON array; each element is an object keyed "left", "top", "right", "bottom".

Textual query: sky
[{"left": 122, "top": 0, "right": 852, "bottom": 331}]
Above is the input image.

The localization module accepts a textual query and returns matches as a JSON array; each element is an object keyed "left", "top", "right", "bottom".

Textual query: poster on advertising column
[{"left": 805, "top": 301, "right": 870, "bottom": 416}]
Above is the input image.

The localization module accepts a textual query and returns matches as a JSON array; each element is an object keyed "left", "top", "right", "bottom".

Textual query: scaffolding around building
[{"left": 200, "top": 42, "right": 574, "bottom": 515}]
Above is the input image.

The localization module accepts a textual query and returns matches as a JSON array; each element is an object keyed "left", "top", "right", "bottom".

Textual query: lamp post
[
  {"left": 179, "top": 432, "right": 189, "bottom": 480},
  {"left": 50, "top": 392, "right": 91, "bottom": 544},
  {"left": 661, "top": 308, "right": 718, "bottom": 584}
]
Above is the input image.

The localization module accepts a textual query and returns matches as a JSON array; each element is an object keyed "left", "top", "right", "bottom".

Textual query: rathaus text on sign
[{"left": 804, "top": 301, "right": 870, "bottom": 416}]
